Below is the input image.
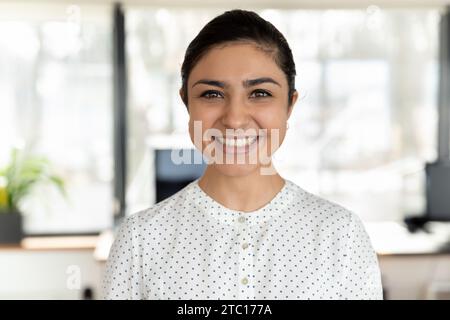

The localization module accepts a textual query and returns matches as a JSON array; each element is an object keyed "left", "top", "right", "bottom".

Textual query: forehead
[{"left": 188, "top": 43, "right": 286, "bottom": 86}]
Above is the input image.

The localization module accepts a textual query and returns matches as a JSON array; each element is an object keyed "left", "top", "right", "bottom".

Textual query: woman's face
[{"left": 183, "top": 42, "right": 298, "bottom": 177}]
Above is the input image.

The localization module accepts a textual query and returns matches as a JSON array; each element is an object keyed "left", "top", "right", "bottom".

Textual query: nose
[{"left": 220, "top": 97, "right": 250, "bottom": 129}]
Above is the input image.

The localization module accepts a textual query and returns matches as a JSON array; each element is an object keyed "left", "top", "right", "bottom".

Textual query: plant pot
[{"left": 0, "top": 212, "right": 23, "bottom": 244}]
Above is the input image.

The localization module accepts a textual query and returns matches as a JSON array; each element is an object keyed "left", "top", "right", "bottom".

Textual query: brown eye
[
  {"left": 200, "top": 90, "right": 223, "bottom": 99},
  {"left": 251, "top": 90, "right": 271, "bottom": 98}
]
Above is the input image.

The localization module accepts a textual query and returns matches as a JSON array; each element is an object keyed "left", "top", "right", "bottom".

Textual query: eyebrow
[{"left": 192, "top": 77, "right": 281, "bottom": 89}]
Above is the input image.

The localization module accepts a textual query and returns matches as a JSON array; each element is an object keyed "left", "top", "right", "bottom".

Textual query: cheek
[
  {"left": 189, "top": 104, "right": 218, "bottom": 122},
  {"left": 254, "top": 107, "right": 288, "bottom": 131},
  {"left": 188, "top": 109, "right": 214, "bottom": 136},
  {"left": 188, "top": 108, "right": 218, "bottom": 151},
  {"left": 253, "top": 109, "right": 288, "bottom": 153},
  {"left": 265, "top": 127, "right": 287, "bottom": 155}
]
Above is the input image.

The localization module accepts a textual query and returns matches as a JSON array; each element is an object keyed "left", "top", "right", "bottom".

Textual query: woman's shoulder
[
  {"left": 286, "top": 180, "right": 372, "bottom": 249},
  {"left": 121, "top": 180, "right": 198, "bottom": 227},
  {"left": 285, "top": 179, "right": 358, "bottom": 227}
]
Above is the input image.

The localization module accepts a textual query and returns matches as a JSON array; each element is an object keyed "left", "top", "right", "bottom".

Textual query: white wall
[{"left": 0, "top": 250, "right": 103, "bottom": 299}]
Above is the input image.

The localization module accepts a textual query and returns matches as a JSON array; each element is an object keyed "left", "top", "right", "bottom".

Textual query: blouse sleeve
[
  {"left": 339, "top": 212, "right": 383, "bottom": 300},
  {"left": 101, "top": 214, "right": 144, "bottom": 300}
]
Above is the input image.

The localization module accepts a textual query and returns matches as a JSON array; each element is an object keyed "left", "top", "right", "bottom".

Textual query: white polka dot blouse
[{"left": 102, "top": 178, "right": 383, "bottom": 300}]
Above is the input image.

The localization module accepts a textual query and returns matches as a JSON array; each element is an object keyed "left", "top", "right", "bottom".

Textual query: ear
[
  {"left": 179, "top": 88, "right": 185, "bottom": 103},
  {"left": 179, "top": 88, "right": 188, "bottom": 110},
  {"left": 287, "top": 90, "right": 298, "bottom": 119}
]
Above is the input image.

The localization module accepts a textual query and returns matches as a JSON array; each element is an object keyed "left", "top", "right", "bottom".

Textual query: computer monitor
[
  {"left": 154, "top": 148, "right": 206, "bottom": 203},
  {"left": 425, "top": 161, "right": 450, "bottom": 221}
]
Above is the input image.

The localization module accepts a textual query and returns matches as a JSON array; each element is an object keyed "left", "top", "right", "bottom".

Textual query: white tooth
[
  {"left": 226, "top": 139, "right": 235, "bottom": 146},
  {"left": 247, "top": 137, "right": 256, "bottom": 145},
  {"left": 216, "top": 136, "right": 258, "bottom": 147},
  {"left": 235, "top": 139, "right": 245, "bottom": 147}
]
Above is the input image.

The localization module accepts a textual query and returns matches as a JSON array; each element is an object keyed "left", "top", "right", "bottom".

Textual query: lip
[{"left": 212, "top": 135, "right": 262, "bottom": 155}]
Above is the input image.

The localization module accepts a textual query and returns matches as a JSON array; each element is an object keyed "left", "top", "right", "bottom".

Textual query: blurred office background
[{"left": 0, "top": 0, "right": 450, "bottom": 299}]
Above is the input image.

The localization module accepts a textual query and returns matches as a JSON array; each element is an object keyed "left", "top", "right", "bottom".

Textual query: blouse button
[
  {"left": 242, "top": 242, "right": 249, "bottom": 249},
  {"left": 241, "top": 277, "right": 249, "bottom": 285},
  {"left": 238, "top": 216, "right": 246, "bottom": 223}
]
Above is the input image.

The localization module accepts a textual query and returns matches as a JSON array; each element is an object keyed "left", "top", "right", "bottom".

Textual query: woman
[{"left": 103, "top": 9, "right": 383, "bottom": 300}]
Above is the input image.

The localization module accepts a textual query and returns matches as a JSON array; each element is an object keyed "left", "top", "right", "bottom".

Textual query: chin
[{"left": 210, "top": 162, "right": 262, "bottom": 177}]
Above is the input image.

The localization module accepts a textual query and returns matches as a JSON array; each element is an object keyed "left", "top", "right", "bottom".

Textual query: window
[
  {"left": 0, "top": 4, "right": 113, "bottom": 234},
  {"left": 273, "top": 9, "right": 439, "bottom": 221}
]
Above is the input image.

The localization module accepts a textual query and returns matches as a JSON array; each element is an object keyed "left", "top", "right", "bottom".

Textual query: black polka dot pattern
[{"left": 102, "top": 179, "right": 383, "bottom": 300}]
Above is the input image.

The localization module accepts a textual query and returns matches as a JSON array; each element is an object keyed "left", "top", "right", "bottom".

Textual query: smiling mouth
[{"left": 212, "top": 135, "right": 262, "bottom": 154}]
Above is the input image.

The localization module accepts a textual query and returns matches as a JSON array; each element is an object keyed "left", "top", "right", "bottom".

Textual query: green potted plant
[{"left": 0, "top": 148, "right": 65, "bottom": 244}]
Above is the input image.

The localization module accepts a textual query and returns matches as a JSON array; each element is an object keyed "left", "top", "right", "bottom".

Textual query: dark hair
[{"left": 180, "top": 9, "right": 297, "bottom": 108}]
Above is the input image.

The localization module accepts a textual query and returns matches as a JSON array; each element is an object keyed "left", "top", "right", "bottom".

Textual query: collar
[{"left": 188, "top": 178, "right": 295, "bottom": 226}]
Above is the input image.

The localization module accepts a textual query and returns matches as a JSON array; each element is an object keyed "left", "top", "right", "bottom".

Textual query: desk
[
  {"left": 366, "top": 222, "right": 450, "bottom": 256},
  {"left": 0, "top": 236, "right": 99, "bottom": 251},
  {"left": 0, "top": 236, "right": 102, "bottom": 299},
  {"left": 365, "top": 222, "right": 450, "bottom": 299}
]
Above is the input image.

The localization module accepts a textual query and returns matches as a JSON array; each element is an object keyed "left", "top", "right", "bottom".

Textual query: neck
[{"left": 198, "top": 165, "right": 285, "bottom": 212}]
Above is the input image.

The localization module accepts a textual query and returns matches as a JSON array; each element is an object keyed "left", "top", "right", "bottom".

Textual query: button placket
[{"left": 237, "top": 214, "right": 254, "bottom": 299}]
